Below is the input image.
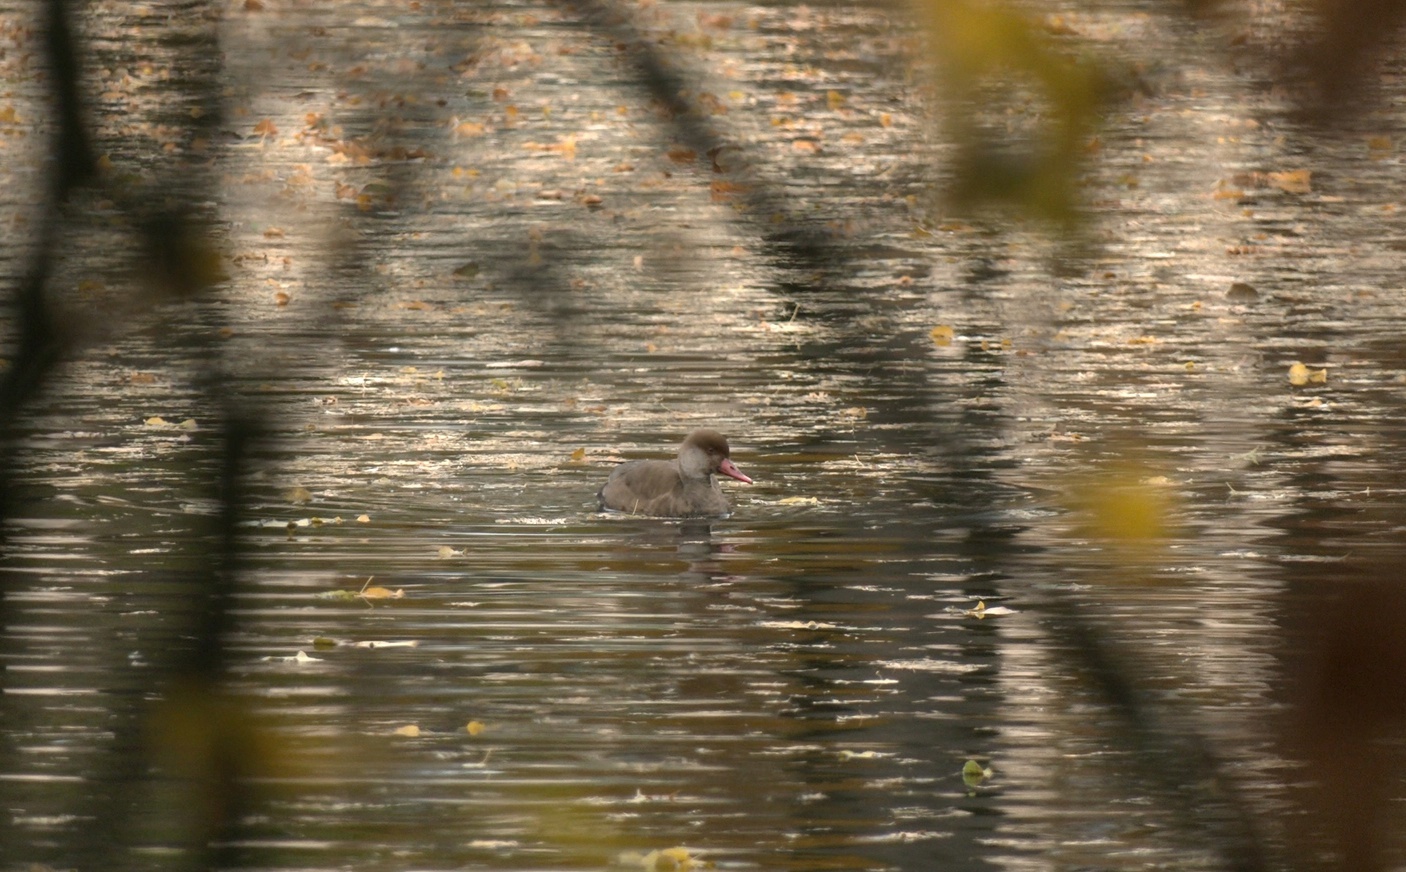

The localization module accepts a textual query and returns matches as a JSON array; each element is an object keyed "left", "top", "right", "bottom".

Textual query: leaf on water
[
  {"left": 453, "top": 120, "right": 486, "bottom": 138},
  {"left": 624, "top": 847, "right": 697, "bottom": 872},
  {"left": 569, "top": 447, "right": 587, "bottom": 462},
  {"left": 1227, "top": 282, "right": 1258, "bottom": 301},
  {"left": 1268, "top": 169, "right": 1311, "bottom": 194},
  {"left": 966, "top": 600, "right": 1015, "bottom": 618},
  {"left": 274, "top": 291, "right": 290, "bottom": 306},
  {"left": 359, "top": 587, "right": 404, "bottom": 601},
  {"left": 392, "top": 724, "right": 421, "bottom": 737},
  {"left": 962, "top": 758, "right": 993, "bottom": 789},
  {"left": 452, "top": 262, "right": 480, "bottom": 278},
  {"left": 178, "top": 418, "right": 197, "bottom": 430},
  {"left": 311, "top": 636, "right": 337, "bottom": 649},
  {"left": 253, "top": 118, "right": 278, "bottom": 137},
  {"left": 144, "top": 416, "right": 169, "bottom": 427},
  {"left": 1288, "top": 362, "right": 1325, "bottom": 386},
  {"left": 466, "top": 720, "right": 486, "bottom": 736},
  {"left": 356, "top": 514, "right": 370, "bottom": 523},
  {"left": 930, "top": 324, "right": 955, "bottom": 346}
]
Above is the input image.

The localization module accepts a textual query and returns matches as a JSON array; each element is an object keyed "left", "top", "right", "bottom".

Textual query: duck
[{"left": 598, "top": 429, "right": 753, "bottom": 517}]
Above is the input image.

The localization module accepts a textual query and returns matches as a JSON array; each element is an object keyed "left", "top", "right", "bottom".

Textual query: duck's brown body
[{"left": 598, "top": 429, "right": 753, "bottom": 518}]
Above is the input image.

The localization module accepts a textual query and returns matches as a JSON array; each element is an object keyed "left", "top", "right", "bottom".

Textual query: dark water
[{"left": 5, "top": 0, "right": 1406, "bottom": 870}]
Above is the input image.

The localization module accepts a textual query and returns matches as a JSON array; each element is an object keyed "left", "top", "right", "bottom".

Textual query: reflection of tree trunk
[
  {"left": 1285, "top": 572, "right": 1406, "bottom": 872},
  {"left": 0, "top": 1, "right": 94, "bottom": 861}
]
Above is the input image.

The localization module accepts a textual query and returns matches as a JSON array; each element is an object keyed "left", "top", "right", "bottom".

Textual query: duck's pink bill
[{"left": 719, "top": 458, "right": 753, "bottom": 484}]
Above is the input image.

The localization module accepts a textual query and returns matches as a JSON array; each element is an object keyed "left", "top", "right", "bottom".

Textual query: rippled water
[{"left": 6, "top": 0, "right": 1406, "bottom": 870}]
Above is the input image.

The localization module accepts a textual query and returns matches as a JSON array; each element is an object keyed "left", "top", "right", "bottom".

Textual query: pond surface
[{"left": 4, "top": 0, "right": 1406, "bottom": 870}]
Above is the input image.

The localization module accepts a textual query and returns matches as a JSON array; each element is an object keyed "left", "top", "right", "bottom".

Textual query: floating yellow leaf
[
  {"left": 393, "top": 724, "right": 421, "bottom": 737},
  {"left": 466, "top": 720, "right": 485, "bottom": 736},
  {"left": 356, "top": 514, "right": 370, "bottom": 523},
  {"left": 454, "top": 120, "right": 486, "bottom": 138},
  {"left": 360, "top": 586, "right": 402, "bottom": 600},
  {"left": 569, "top": 446, "right": 587, "bottom": 462},
  {"left": 144, "top": 416, "right": 169, "bottom": 427},
  {"left": 1288, "top": 362, "right": 1326, "bottom": 386},
  {"left": 631, "top": 847, "right": 697, "bottom": 872},
  {"left": 930, "top": 324, "right": 955, "bottom": 346},
  {"left": 1268, "top": 169, "right": 1311, "bottom": 194},
  {"left": 965, "top": 600, "right": 1014, "bottom": 618}
]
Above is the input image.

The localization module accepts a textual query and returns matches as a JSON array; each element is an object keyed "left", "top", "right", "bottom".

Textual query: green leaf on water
[{"left": 962, "top": 758, "right": 993, "bottom": 790}]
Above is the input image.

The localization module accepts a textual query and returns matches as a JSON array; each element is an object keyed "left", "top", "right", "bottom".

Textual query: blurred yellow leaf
[
  {"left": 466, "top": 720, "right": 486, "bottom": 736},
  {"left": 393, "top": 724, "right": 421, "bottom": 737},
  {"left": 569, "top": 446, "right": 587, "bottom": 462},
  {"left": 356, "top": 514, "right": 370, "bottom": 523},
  {"left": 1067, "top": 461, "right": 1174, "bottom": 545},
  {"left": 931, "top": 324, "right": 955, "bottom": 346}
]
